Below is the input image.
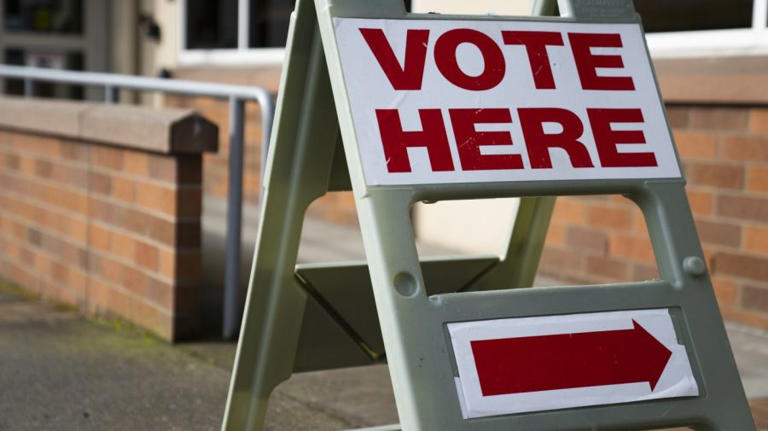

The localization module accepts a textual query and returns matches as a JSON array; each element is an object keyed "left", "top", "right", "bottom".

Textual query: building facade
[{"left": 2, "top": 0, "right": 767, "bottom": 331}]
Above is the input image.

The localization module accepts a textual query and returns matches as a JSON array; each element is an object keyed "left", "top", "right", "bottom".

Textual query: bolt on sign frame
[{"left": 222, "top": 0, "right": 755, "bottom": 429}]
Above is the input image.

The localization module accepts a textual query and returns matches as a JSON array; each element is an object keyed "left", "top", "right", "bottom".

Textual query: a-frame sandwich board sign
[{"left": 222, "top": 0, "right": 756, "bottom": 429}]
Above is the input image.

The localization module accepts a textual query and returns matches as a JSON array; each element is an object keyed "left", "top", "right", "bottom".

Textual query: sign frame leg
[{"left": 221, "top": 4, "right": 342, "bottom": 429}]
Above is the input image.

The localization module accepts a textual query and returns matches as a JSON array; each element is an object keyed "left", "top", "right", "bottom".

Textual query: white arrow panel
[{"left": 447, "top": 309, "right": 699, "bottom": 418}]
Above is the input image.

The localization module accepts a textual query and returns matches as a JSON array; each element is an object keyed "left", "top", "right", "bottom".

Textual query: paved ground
[
  {"left": 2, "top": 283, "right": 768, "bottom": 430},
  {"left": 1, "top": 201, "right": 767, "bottom": 430},
  {"left": 0, "top": 287, "right": 229, "bottom": 431},
  {"left": 0, "top": 283, "right": 400, "bottom": 431}
]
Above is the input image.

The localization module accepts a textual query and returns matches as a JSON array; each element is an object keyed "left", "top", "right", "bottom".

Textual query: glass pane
[
  {"left": 4, "top": 48, "right": 84, "bottom": 99},
  {"left": 634, "top": 0, "right": 753, "bottom": 33},
  {"left": 186, "top": 0, "right": 237, "bottom": 49},
  {"left": 249, "top": 0, "right": 296, "bottom": 48},
  {"left": 3, "top": 0, "right": 83, "bottom": 34}
]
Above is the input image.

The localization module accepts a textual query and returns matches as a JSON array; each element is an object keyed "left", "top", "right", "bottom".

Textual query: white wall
[
  {"left": 150, "top": 0, "right": 180, "bottom": 72},
  {"left": 411, "top": 0, "right": 532, "bottom": 15},
  {"left": 410, "top": 0, "right": 532, "bottom": 254},
  {"left": 414, "top": 199, "right": 520, "bottom": 255}
]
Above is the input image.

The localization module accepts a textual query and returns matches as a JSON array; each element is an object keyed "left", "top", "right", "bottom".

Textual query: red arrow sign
[{"left": 470, "top": 320, "right": 672, "bottom": 396}]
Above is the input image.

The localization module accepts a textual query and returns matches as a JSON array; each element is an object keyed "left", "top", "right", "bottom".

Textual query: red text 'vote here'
[
  {"left": 359, "top": 27, "right": 656, "bottom": 174},
  {"left": 334, "top": 18, "right": 680, "bottom": 184}
]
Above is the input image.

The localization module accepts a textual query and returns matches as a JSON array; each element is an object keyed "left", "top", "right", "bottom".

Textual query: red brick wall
[
  {"left": 539, "top": 105, "right": 768, "bottom": 330},
  {"left": 166, "top": 67, "right": 767, "bottom": 330},
  {"left": 0, "top": 130, "right": 204, "bottom": 340}
]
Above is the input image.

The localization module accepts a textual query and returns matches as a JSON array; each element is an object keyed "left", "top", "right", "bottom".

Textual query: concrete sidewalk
[
  {"left": 0, "top": 283, "right": 401, "bottom": 430},
  {"left": 1, "top": 283, "right": 768, "bottom": 430},
  {"left": 0, "top": 286, "right": 229, "bottom": 431}
]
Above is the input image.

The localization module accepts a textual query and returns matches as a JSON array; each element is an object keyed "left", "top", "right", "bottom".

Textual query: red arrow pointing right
[{"left": 470, "top": 320, "right": 672, "bottom": 396}]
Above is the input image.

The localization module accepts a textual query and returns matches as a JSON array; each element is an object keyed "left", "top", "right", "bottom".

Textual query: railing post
[
  {"left": 223, "top": 96, "right": 246, "bottom": 339},
  {"left": 257, "top": 91, "right": 275, "bottom": 180},
  {"left": 104, "top": 85, "right": 118, "bottom": 103},
  {"left": 24, "top": 78, "right": 33, "bottom": 97}
]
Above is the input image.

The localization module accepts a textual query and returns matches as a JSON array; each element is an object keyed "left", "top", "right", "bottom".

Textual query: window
[
  {"left": 637, "top": 0, "right": 753, "bottom": 33},
  {"left": 249, "top": 0, "right": 294, "bottom": 48},
  {"left": 3, "top": 48, "right": 84, "bottom": 98},
  {"left": 1, "top": 0, "right": 87, "bottom": 99},
  {"left": 638, "top": 0, "right": 768, "bottom": 57},
  {"left": 185, "top": 0, "right": 237, "bottom": 49},
  {"left": 3, "top": 0, "right": 83, "bottom": 35},
  {"left": 180, "top": 0, "right": 296, "bottom": 65}
]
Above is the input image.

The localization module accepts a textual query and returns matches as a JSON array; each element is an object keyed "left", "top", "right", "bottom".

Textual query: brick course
[{"left": 0, "top": 100, "right": 216, "bottom": 340}]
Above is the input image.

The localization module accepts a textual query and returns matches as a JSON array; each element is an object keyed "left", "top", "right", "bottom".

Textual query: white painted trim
[
  {"left": 646, "top": 0, "right": 768, "bottom": 58},
  {"left": 753, "top": 0, "right": 768, "bottom": 30},
  {"left": 647, "top": 28, "right": 768, "bottom": 58},
  {"left": 238, "top": 0, "right": 249, "bottom": 49},
  {"left": 178, "top": 0, "right": 187, "bottom": 50},
  {"left": 177, "top": 48, "right": 286, "bottom": 66}
]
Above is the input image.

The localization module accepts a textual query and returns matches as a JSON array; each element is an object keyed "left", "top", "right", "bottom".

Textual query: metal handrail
[{"left": 0, "top": 64, "right": 276, "bottom": 339}]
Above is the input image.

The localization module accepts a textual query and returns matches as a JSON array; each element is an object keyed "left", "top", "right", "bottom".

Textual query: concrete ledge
[
  {"left": 655, "top": 56, "right": 768, "bottom": 105},
  {"left": 0, "top": 96, "right": 85, "bottom": 137},
  {"left": 80, "top": 104, "right": 219, "bottom": 153},
  {"left": 0, "top": 96, "right": 218, "bottom": 154}
]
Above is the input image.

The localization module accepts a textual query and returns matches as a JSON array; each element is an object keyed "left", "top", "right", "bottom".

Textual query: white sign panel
[
  {"left": 333, "top": 18, "right": 681, "bottom": 186},
  {"left": 447, "top": 309, "right": 698, "bottom": 418}
]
